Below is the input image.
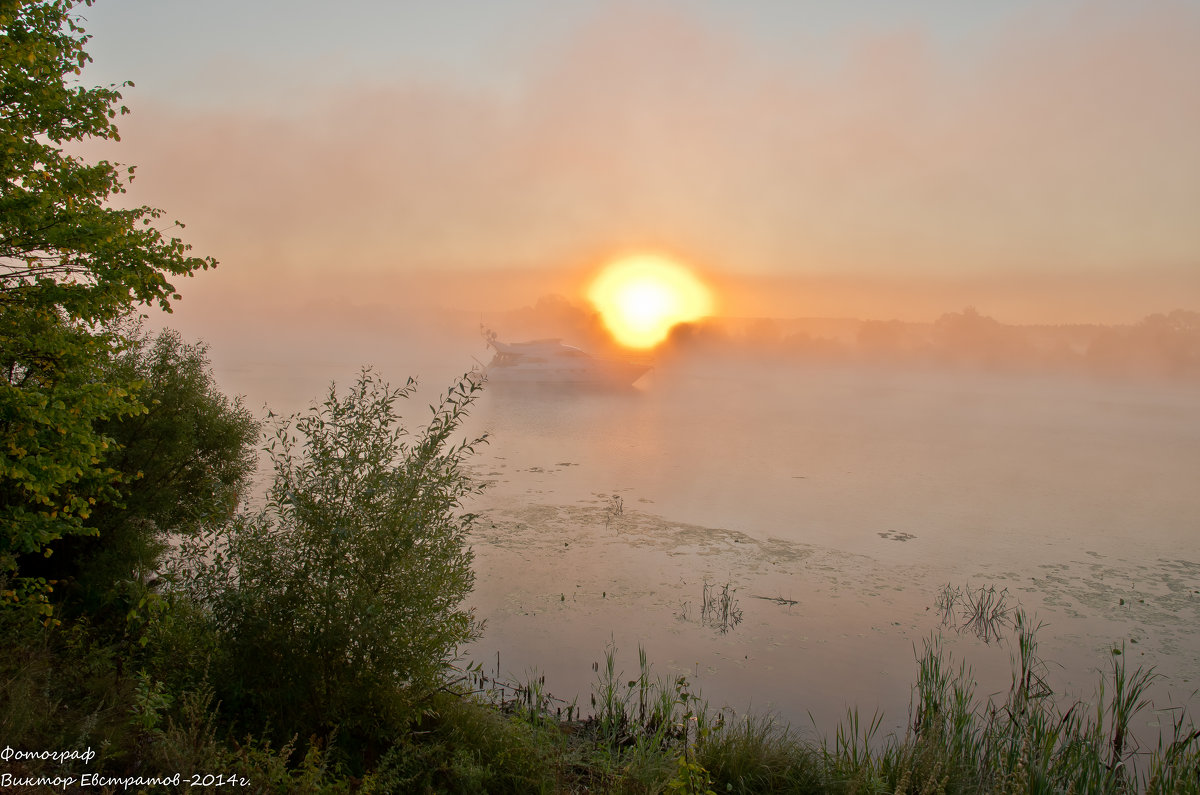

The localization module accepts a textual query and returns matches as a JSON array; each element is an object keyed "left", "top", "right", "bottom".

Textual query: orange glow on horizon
[{"left": 587, "top": 254, "right": 714, "bottom": 349}]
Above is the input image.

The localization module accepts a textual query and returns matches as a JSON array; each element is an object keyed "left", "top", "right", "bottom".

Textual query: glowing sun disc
[{"left": 588, "top": 254, "right": 713, "bottom": 349}]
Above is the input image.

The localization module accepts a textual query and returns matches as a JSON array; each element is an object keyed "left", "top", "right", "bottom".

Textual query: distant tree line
[
  {"left": 494, "top": 293, "right": 1200, "bottom": 381},
  {"left": 660, "top": 307, "right": 1200, "bottom": 380}
]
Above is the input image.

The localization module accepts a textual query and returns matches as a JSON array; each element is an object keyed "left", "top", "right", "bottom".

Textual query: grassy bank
[
  {"left": 430, "top": 615, "right": 1200, "bottom": 794},
  {"left": 5, "top": 607, "right": 1199, "bottom": 794}
]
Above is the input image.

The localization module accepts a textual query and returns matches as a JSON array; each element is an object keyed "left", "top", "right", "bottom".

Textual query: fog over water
[{"left": 200, "top": 305, "right": 1200, "bottom": 741}]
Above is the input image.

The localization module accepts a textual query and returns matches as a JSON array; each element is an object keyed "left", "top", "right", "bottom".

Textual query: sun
[{"left": 587, "top": 254, "right": 714, "bottom": 349}]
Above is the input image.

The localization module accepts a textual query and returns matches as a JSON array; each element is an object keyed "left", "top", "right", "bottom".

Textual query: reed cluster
[{"left": 444, "top": 609, "right": 1200, "bottom": 793}]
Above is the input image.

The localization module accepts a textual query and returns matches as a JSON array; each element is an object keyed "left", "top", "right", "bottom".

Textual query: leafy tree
[
  {"left": 97, "top": 327, "right": 257, "bottom": 536},
  {"left": 180, "top": 370, "right": 486, "bottom": 744},
  {"left": 0, "top": 305, "right": 134, "bottom": 618},
  {"left": 1, "top": 0, "right": 215, "bottom": 612},
  {"left": 20, "top": 324, "right": 259, "bottom": 618},
  {"left": 1, "top": 0, "right": 213, "bottom": 321}
]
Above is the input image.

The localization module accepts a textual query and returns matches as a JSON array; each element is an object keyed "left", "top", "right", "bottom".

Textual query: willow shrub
[{"left": 178, "top": 369, "right": 486, "bottom": 746}]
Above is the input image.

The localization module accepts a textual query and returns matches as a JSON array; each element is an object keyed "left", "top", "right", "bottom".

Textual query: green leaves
[
  {"left": 1, "top": 0, "right": 215, "bottom": 323},
  {"left": 1, "top": 306, "right": 131, "bottom": 598},
  {"left": 21, "top": 324, "right": 261, "bottom": 622},
  {"left": 182, "top": 369, "right": 488, "bottom": 744},
  {"left": 1, "top": 1, "right": 219, "bottom": 617}
]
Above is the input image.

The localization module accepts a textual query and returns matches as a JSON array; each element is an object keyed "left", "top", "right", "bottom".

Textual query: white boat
[{"left": 482, "top": 337, "right": 650, "bottom": 386}]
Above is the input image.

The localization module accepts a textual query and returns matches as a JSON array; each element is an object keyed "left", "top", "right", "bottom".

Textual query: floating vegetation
[
  {"left": 604, "top": 494, "right": 624, "bottom": 531},
  {"left": 750, "top": 593, "right": 799, "bottom": 606},
  {"left": 878, "top": 530, "right": 917, "bottom": 542}
]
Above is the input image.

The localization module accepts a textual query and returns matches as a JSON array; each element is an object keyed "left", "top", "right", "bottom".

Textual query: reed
[
  {"left": 438, "top": 598, "right": 1200, "bottom": 792},
  {"left": 698, "top": 601, "right": 1197, "bottom": 793},
  {"left": 700, "top": 580, "right": 743, "bottom": 634},
  {"left": 935, "top": 582, "right": 1014, "bottom": 643}
]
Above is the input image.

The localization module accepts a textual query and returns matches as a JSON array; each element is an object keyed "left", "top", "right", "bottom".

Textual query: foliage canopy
[
  {"left": 1, "top": 0, "right": 214, "bottom": 320},
  {"left": 1, "top": 0, "right": 216, "bottom": 611},
  {"left": 24, "top": 325, "right": 259, "bottom": 618}
]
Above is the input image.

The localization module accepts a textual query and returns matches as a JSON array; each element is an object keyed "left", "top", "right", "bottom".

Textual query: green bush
[{"left": 180, "top": 369, "right": 486, "bottom": 747}]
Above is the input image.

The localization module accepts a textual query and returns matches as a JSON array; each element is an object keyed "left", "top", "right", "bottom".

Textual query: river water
[{"left": 220, "top": 349, "right": 1200, "bottom": 742}]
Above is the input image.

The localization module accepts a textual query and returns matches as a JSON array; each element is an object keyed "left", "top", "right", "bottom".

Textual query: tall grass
[
  {"left": 827, "top": 607, "right": 1198, "bottom": 794},
  {"left": 8, "top": 607, "right": 1199, "bottom": 791},
  {"left": 469, "top": 609, "right": 1200, "bottom": 793}
]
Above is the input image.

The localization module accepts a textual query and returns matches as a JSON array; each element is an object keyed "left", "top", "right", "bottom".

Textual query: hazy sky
[{"left": 76, "top": 1, "right": 1199, "bottom": 323}]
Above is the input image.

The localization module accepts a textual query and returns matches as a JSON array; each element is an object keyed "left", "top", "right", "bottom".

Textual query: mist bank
[
  {"left": 660, "top": 309, "right": 1200, "bottom": 382},
  {"left": 153, "top": 269, "right": 1200, "bottom": 391},
  {"left": 477, "top": 299, "right": 1200, "bottom": 383},
  {"left": 159, "top": 258, "right": 1199, "bottom": 331}
]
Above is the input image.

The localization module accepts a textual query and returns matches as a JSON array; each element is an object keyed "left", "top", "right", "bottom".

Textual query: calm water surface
[{"left": 222, "top": 353, "right": 1200, "bottom": 739}]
